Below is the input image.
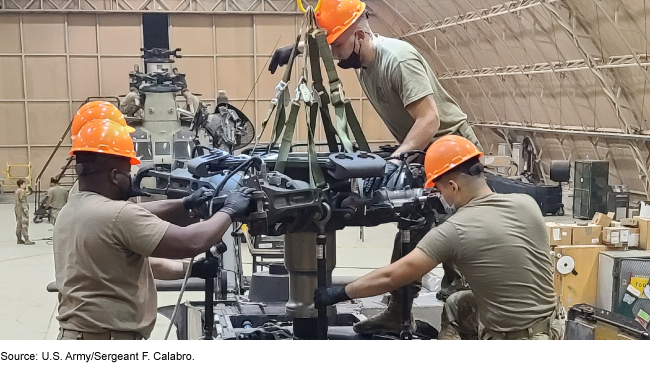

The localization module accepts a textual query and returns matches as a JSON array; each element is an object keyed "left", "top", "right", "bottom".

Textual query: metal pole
[
  {"left": 398, "top": 212, "right": 413, "bottom": 340},
  {"left": 203, "top": 251, "right": 215, "bottom": 340}
]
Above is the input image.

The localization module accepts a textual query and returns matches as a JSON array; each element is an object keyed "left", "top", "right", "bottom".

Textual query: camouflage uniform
[
  {"left": 438, "top": 291, "right": 479, "bottom": 340},
  {"left": 14, "top": 188, "right": 31, "bottom": 244},
  {"left": 439, "top": 291, "right": 565, "bottom": 340}
]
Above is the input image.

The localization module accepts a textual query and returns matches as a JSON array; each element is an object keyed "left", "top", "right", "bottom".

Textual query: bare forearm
[
  {"left": 393, "top": 115, "right": 440, "bottom": 156},
  {"left": 345, "top": 250, "right": 438, "bottom": 300},
  {"left": 149, "top": 257, "right": 189, "bottom": 280},
  {"left": 345, "top": 266, "right": 401, "bottom": 299},
  {"left": 139, "top": 199, "right": 196, "bottom": 226},
  {"left": 166, "top": 212, "right": 232, "bottom": 259}
]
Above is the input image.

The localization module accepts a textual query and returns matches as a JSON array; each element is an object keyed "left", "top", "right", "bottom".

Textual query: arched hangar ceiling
[{"left": 364, "top": 0, "right": 650, "bottom": 198}]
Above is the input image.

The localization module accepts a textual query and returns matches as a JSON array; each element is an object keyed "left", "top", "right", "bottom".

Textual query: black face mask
[
  {"left": 337, "top": 34, "right": 363, "bottom": 70},
  {"left": 116, "top": 171, "right": 148, "bottom": 201}
]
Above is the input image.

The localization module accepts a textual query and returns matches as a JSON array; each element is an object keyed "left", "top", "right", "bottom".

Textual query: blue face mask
[{"left": 439, "top": 194, "right": 456, "bottom": 215}]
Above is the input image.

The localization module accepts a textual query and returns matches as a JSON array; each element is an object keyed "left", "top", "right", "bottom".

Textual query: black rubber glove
[
  {"left": 190, "top": 257, "right": 219, "bottom": 279},
  {"left": 219, "top": 187, "right": 255, "bottom": 220},
  {"left": 269, "top": 44, "right": 301, "bottom": 74},
  {"left": 362, "top": 159, "right": 400, "bottom": 195},
  {"left": 314, "top": 286, "right": 351, "bottom": 309},
  {"left": 182, "top": 187, "right": 214, "bottom": 210}
]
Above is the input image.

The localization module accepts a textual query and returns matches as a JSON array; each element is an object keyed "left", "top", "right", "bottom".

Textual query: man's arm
[
  {"left": 149, "top": 257, "right": 189, "bottom": 280},
  {"left": 150, "top": 187, "right": 254, "bottom": 259},
  {"left": 151, "top": 212, "right": 232, "bottom": 259},
  {"left": 138, "top": 200, "right": 196, "bottom": 227},
  {"left": 345, "top": 248, "right": 438, "bottom": 299},
  {"left": 139, "top": 188, "right": 212, "bottom": 227},
  {"left": 392, "top": 95, "right": 440, "bottom": 157}
]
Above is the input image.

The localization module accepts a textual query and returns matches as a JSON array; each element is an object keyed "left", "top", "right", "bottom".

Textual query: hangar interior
[{"left": 1, "top": 0, "right": 650, "bottom": 341}]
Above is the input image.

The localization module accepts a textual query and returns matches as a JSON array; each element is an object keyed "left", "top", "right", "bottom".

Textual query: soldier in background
[
  {"left": 45, "top": 177, "right": 68, "bottom": 226},
  {"left": 120, "top": 87, "right": 141, "bottom": 117},
  {"left": 182, "top": 88, "right": 200, "bottom": 114},
  {"left": 15, "top": 179, "right": 33, "bottom": 245}
]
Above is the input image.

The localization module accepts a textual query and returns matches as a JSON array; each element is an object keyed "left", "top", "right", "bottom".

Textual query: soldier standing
[
  {"left": 15, "top": 179, "right": 34, "bottom": 245},
  {"left": 45, "top": 177, "right": 68, "bottom": 226}
]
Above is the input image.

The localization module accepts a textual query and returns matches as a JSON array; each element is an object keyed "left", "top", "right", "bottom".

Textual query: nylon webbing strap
[
  {"left": 344, "top": 100, "right": 370, "bottom": 151},
  {"left": 306, "top": 110, "right": 326, "bottom": 188},
  {"left": 267, "top": 98, "right": 286, "bottom": 152},
  {"left": 275, "top": 101, "right": 301, "bottom": 173},
  {"left": 314, "top": 32, "right": 353, "bottom": 152},
  {"left": 308, "top": 34, "right": 339, "bottom": 152}
]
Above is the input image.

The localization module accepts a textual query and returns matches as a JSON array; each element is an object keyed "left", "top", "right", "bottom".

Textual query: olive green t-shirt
[
  {"left": 416, "top": 193, "right": 556, "bottom": 332},
  {"left": 54, "top": 192, "right": 169, "bottom": 338},
  {"left": 358, "top": 35, "right": 468, "bottom": 143},
  {"left": 47, "top": 185, "right": 68, "bottom": 209}
]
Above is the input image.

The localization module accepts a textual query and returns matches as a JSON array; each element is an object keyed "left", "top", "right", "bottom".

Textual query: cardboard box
[
  {"left": 592, "top": 212, "right": 615, "bottom": 228},
  {"left": 554, "top": 245, "right": 609, "bottom": 309},
  {"left": 633, "top": 216, "right": 650, "bottom": 250},
  {"left": 546, "top": 223, "right": 572, "bottom": 246},
  {"left": 568, "top": 224, "right": 602, "bottom": 245},
  {"left": 640, "top": 201, "right": 650, "bottom": 218},
  {"left": 602, "top": 227, "right": 640, "bottom": 247},
  {"left": 620, "top": 218, "right": 638, "bottom": 227}
]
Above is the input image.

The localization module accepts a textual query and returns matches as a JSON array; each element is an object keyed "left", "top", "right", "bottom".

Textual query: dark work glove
[
  {"left": 314, "top": 286, "right": 351, "bottom": 309},
  {"left": 219, "top": 187, "right": 256, "bottom": 220},
  {"left": 362, "top": 159, "right": 400, "bottom": 195},
  {"left": 182, "top": 187, "right": 214, "bottom": 210},
  {"left": 269, "top": 44, "right": 301, "bottom": 74},
  {"left": 190, "top": 257, "right": 219, "bottom": 279}
]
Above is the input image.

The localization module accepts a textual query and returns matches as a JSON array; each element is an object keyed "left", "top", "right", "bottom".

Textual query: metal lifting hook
[{"left": 297, "top": 0, "right": 322, "bottom": 13}]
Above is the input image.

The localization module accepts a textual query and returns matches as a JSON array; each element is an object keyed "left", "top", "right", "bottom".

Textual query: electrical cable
[{"left": 164, "top": 257, "right": 194, "bottom": 340}]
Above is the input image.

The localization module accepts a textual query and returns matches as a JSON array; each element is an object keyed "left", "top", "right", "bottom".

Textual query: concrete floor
[
  {"left": 0, "top": 199, "right": 409, "bottom": 340},
  {"left": 0, "top": 189, "right": 584, "bottom": 340}
]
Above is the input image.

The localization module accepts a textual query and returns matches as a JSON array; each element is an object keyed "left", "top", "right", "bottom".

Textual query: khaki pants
[
  {"left": 57, "top": 329, "right": 142, "bottom": 340},
  {"left": 50, "top": 208, "right": 61, "bottom": 226},
  {"left": 15, "top": 208, "right": 29, "bottom": 243}
]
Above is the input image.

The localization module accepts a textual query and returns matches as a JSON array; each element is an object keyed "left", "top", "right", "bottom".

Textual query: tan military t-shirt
[
  {"left": 417, "top": 193, "right": 556, "bottom": 332},
  {"left": 359, "top": 35, "right": 468, "bottom": 143},
  {"left": 47, "top": 185, "right": 68, "bottom": 209},
  {"left": 54, "top": 192, "right": 170, "bottom": 338}
]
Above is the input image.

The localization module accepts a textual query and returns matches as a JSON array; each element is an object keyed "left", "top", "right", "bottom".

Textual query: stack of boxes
[
  {"left": 547, "top": 212, "right": 648, "bottom": 250},
  {"left": 550, "top": 212, "right": 649, "bottom": 310}
]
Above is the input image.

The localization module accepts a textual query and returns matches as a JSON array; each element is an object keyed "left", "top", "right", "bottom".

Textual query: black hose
[{"left": 214, "top": 156, "right": 263, "bottom": 195}]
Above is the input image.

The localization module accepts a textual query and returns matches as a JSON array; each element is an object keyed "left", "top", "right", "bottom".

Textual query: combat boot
[{"left": 352, "top": 294, "right": 416, "bottom": 335}]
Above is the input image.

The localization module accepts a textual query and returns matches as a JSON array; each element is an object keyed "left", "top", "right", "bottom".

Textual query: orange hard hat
[
  {"left": 72, "top": 103, "right": 135, "bottom": 138},
  {"left": 70, "top": 119, "right": 140, "bottom": 165},
  {"left": 424, "top": 135, "right": 483, "bottom": 188},
  {"left": 77, "top": 101, "right": 114, "bottom": 114},
  {"left": 315, "top": 0, "right": 367, "bottom": 44}
]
